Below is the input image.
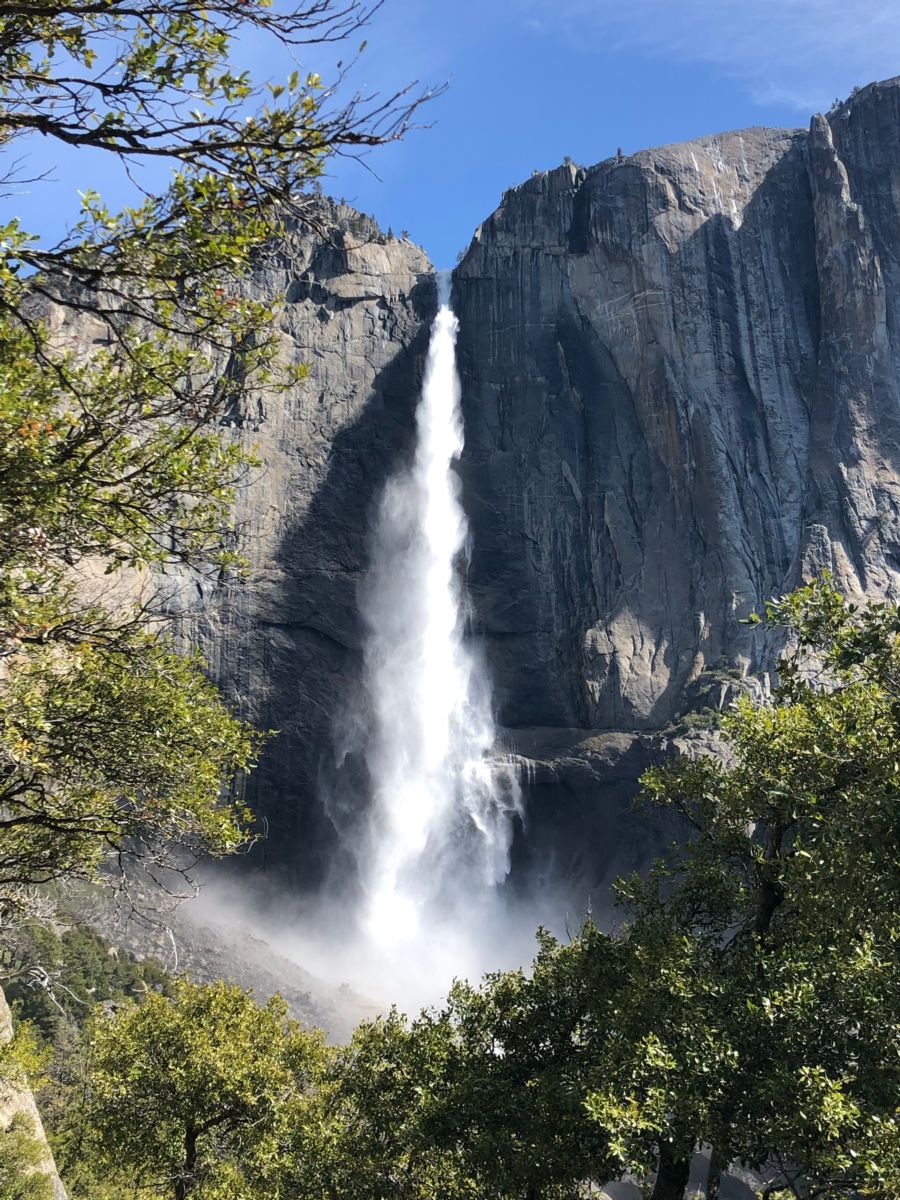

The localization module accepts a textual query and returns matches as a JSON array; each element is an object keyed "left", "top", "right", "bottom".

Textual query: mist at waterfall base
[{"left": 198, "top": 280, "right": 575, "bottom": 1013}]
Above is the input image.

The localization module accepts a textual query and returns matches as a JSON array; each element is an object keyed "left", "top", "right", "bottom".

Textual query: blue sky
[{"left": 9, "top": 0, "right": 900, "bottom": 267}]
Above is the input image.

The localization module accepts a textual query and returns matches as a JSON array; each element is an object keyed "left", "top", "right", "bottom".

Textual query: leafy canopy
[
  {"left": 80, "top": 979, "right": 328, "bottom": 1200},
  {"left": 38, "top": 582, "right": 900, "bottom": 1200},
  {"left": 0, "top": 1113, "right": 54, "bottom": 1200},
  {"left": 581, "top": 579, "right": 900, "bottom": 1198},
  {"left": 0, "top": 0, "right": 431, "bottom": 914}
]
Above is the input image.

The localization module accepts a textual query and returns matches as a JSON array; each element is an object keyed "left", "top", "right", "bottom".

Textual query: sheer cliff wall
[
  {"left": 151, "top": 206, "right": 436, "bottom": 885},
  {"left": 452, "top": 80, "right": 900, "bottom": 892},
  {"left": 159, "top": 80, "right": 900, "bottom": 895}
]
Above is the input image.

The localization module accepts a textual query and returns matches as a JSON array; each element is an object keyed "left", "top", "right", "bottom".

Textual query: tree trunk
[
  {"left": 174, "top": 1126, "right": 198, "bottom": 1200},
  {"left": 651, "top": 1144, "right": 692, "bottom": 1200},
  {"left": 754, "top": 822, "right": 788, "bottom": 941},
  {"left": 705, "top": 1145, "right": 725, "bottom": 1199}
]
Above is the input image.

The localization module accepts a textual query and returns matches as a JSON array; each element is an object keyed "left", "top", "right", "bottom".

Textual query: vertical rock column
[{"left": 0, "top": 986, "right": 67, "bottom": 1198}]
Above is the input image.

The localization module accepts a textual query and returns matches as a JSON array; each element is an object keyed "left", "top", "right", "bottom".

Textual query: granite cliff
[
  {"left": 166, "top": 79, "right": 900, "bottom": 900},
  {"left": 452, "top": 78, "right": 900, "bottom": 891},
  {"left": 150, "top": 204, "right": 435, "bottom": 887}
]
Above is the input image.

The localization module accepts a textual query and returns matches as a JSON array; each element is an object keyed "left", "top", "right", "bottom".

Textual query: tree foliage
[
  {"left": 5, "top": 919, "right": 171, "bottom": 1043},
  {"left": 0, "top": 632, "right": 260, "bottom": 898},
  {"left": 0, "top": 0, "right": 432, "bottom": 914},
  {"left": 571, "top": 580, "right": 898, "bottom": 1198},
  {"left": 0, "top": 1020, "right": 53, "bottom": 1200},
  {"left": 307, "top": 1009, "right": 479, "bottom": 1200},
  {"left": 0, "top": 1113, "right": 54, "bottom": 1200},
  {"left": 426, "top": 930, "right": 621, "bottom": 1198},
  {"left": 75, "top": 980, "right": 327, "bottom": 1200}
]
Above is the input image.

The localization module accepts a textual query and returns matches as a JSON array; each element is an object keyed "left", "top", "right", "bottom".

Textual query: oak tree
[
  {"left": 79, "top": 980, "right": 327, "bottom": 1200},
  {"left": 585, "top": 580, "right": 900, "bottom": 1198},
  {"left": 0, "top": 0, "right": 432, "bottom": 916}
]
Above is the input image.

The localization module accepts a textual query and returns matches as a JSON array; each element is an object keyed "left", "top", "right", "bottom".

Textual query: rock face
[
  {"left": 449, "top": 79, "right": 900, "bottom": 889},
  {"left": 175, "top": 81, "right": 900, "bottom": 898},
  {"left": 456, "top": 87, "right": 900, "bottom": 734},
  {"left": 0, "top": 988, "right": 67, "bottom": 1199},
  {"left": 161, "top": 203, "right": 435, "bottom": 886}
]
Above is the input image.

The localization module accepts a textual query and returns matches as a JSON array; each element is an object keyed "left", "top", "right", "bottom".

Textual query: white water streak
[{"left": 358, "top": 273, "right": 520, "bottom": 950}]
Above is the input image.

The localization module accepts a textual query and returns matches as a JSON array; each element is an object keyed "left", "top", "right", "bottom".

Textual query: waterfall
[
  {"left": 355, "top": 272, "right": 521, "bottom": 952},
  {"left": 209, "top": 276, "right": 534, "bottom": 1011}
]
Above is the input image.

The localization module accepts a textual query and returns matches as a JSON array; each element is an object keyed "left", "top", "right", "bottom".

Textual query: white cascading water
[
  {"left": 356, "top": 271, "right": 521, "bottom": 954},
  {"left": 194, "top": 276, "right": 536, "bottom": 1010}
]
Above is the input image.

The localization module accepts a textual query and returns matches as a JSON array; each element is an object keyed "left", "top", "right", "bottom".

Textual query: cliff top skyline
[{"left": 8, "top": 0, "right": 900, "bottom": 267}]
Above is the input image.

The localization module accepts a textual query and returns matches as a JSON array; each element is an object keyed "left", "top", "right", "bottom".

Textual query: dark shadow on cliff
[{"left": 232, "top": 274, "right": 438, "bottom": 895}]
